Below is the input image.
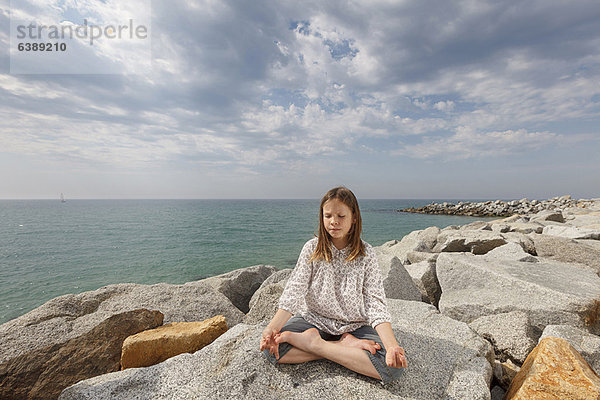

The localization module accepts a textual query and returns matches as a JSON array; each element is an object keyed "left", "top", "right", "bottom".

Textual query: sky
[{"left": 1, "top": 0, "right": 599, "bottom": 200}]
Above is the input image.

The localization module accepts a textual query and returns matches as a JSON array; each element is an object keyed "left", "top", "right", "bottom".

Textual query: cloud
[
  {"left": 1, "top": 0, "right": 600, "bottom": 197},
  {"left": 433, "top": 101, "right": 455, "bottom": 112},
  {"left": 394, "top": 127, "right": 561, "bottom": 160}
]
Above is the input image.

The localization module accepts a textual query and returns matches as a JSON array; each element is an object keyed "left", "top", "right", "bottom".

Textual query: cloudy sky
[{"left": 1, "top": 0, "right": 599, "bottom": 200}]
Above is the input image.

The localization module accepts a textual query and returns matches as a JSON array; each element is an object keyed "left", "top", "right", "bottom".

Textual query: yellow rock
[
  {"left": 505, "top": 336, "right": 600, "bottom": 400},
  {"left": 120, "top": 315, "right": 228, "bottom": 370}
]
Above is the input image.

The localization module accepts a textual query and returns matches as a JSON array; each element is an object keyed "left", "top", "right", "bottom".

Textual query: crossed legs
[{"left": 275, "top": 328, "right": 382, "bottom": 380}]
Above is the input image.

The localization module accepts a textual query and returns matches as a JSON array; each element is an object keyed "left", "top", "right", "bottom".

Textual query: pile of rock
[
  {"left": 1, "top": 199, "right": 599, "bottom": 399},
  {"left": 374, "top": 197, "right": 600, "bottom": 398},
  {"left": 399, "top": 195, "right": 585, "bottom": 217},
  {"left": 0, "top": 265, "right": 274, "bottom": 399}
]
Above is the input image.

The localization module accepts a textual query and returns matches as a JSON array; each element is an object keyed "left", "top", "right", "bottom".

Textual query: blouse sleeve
[
  {"left": 278, "top": 240, "right": 315, "bottom": 314},
  {"left": 362, "top": 245, "right": 392, "bottom": 328}
]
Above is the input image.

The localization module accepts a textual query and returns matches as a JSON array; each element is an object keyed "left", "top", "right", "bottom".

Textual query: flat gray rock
[
  {"left": 468, "top": 311, "right": 537, "bottom": 364},
  {"left": 434, "top": 230, "right": 507, "bottom": 255},
  {"left": 483, "top": 243, "right": 537, "bottom": 263},
  {"left": 542, "top": 225, "right": 600, "bottom": 240},
  {"left": 60, "top": 300, "right": 493, "bottom": 400},
  {"left": 566, "top": 213, "right": 600, "bottom": 228},
  {"left": 436, "top": 252, "right": 600, "bottom": 335},
  {"left": 498, "top": 221, "right": 544, "bottom": 234},
  {"left": 0, "top": 282, "right": 244, "bottom": 364},
  {"left": 529, "top": 234, "right": 600, "bottom": 274},
  {"left": 540, "top": 325, "right": 600, "bottom": 373},
  {"left": 579, "top": 239, "right": 600, "bottom": 251},
  {"left": 434, "top": 230, "right": 535, "bottom": 256}
]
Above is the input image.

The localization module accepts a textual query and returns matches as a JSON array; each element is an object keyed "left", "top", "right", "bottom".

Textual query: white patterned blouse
[{"left": 278, "top": 237, "right": 392, "bottom": 335}]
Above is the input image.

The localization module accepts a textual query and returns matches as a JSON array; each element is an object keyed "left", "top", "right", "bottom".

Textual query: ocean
[{"left": 0, "top": 199, "right": 492, "bottom": 324}]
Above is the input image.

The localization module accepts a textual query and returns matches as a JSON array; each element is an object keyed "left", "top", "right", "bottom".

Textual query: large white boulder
[
  {"left": 566, "top": 213, "right": 600, "bottom": 228},
  {"left": 0, "top": 282, "right": 244, "bottom": 365},
  {"left": 542, "top": 225, "right": 600, "bottom": 240},
  {"left": 483, "top": 242, "right": 536, "bottom": 262},
  {"left": 436, "top": 252, "right": 600, "bottom": 334},
  {"left": 498, "top": 221, "right": 544, "bottom": 234},
  {"left": 433, "top": 230, "right": 507, "bottom": 255},
  {"left": 60, "top": 300, "right": 493, "bottom": 400},
  {"left": 529, "top": 234, "right": 600, "bottom": 275}
]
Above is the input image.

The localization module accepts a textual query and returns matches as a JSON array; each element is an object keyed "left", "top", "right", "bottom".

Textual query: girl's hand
[
  {"left": 260, "top": 325, "right": 281, "bottom": 359},
  {"left": 386, "top": 345, "right": 407, "bottom": 368}
]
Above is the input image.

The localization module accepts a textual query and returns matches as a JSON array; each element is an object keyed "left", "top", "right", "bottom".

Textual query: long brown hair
[{"left": 310, "top": 186, "right": 365, "bottom": 263}]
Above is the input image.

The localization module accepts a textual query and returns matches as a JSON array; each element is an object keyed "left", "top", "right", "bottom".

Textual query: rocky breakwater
[
  {"left": 0, "top": 265, "right": 275, "bottom": 399},
  {"left": 2, "top": 200, "right": 600, "bottom": 399},
  {"left": 399, "top": 194, "right": 589, "bottom": 217},
  {"left": 375, "top": 197, "right": 600, "bottom": 398}
]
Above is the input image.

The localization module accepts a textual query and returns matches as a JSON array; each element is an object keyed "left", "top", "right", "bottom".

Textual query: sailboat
[{"left": 60, "top": 193, "right": 66, "bottom": 203}]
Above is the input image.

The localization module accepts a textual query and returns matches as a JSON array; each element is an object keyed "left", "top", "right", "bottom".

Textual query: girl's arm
[
  {"left": 375, "top": 322, "right": 408, "bottom": 368},
  {"left": 267, "top": 308, "right": 293, "bottom": 332}
]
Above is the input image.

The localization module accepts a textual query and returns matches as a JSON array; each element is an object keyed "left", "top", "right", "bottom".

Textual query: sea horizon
[
  {"left": 0, "top": 197, "right": 532, "bottom": 201},
  {"left": 1, "top": 198, "right": 497, "bottom": 324}
]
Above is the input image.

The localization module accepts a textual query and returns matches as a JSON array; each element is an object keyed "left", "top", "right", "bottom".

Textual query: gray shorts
[{"left": 263, "top": 315, "right": 404, "bottom": 385}]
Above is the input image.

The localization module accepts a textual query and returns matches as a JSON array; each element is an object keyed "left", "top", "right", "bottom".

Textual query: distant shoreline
[{"left": 398, "top": 195, "right": 595, "bottom": 217}]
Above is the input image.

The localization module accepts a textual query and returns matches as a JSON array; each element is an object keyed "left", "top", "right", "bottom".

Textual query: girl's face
[{"left": 322, "top": 198, "right": 355, "bottom": 248}]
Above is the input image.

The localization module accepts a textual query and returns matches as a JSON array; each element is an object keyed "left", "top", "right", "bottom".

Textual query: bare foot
[
  {"left": 338, "top": 333, "right": 381, "bottom": 355},
  {"left": 275, "top": 328, "right": 322, "bottom": 353}
]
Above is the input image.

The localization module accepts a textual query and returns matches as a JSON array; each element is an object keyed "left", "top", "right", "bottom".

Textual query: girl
[{"left": 260, "top": 186, "right": 407, "bottom": 384}]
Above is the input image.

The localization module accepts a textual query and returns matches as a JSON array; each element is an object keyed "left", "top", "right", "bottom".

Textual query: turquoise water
[{"left": 0, "top": 199, "right": 491, "bottom": 324}]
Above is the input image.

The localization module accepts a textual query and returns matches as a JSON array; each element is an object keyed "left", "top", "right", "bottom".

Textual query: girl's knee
[
  {"left": 367, "top": 349, "right": 404, "bottom": 385},
  {"left": 377, "top": 363, "right": 405, "bottom": 385}
]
